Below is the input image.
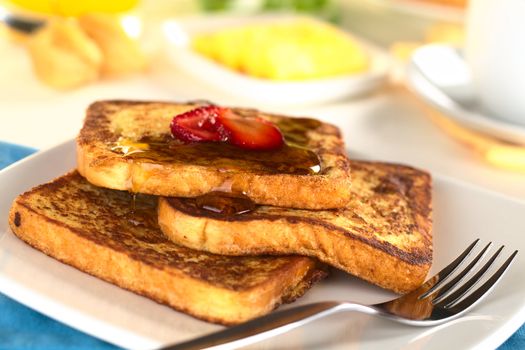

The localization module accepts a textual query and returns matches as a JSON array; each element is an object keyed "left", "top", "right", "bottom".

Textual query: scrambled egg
[{"left": 192, "top": 20, "right": 370, "bottom": 80}]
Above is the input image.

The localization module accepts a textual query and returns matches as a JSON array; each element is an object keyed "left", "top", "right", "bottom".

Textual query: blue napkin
[
  {"left": 501, "top": 327, "right": 525, "bottom": 350},
  {"left": 0, "top": 141, "right": 523, "bottom": 349},
  {"left": 0, "top": 141, "right": 36, "bottom": 170}
]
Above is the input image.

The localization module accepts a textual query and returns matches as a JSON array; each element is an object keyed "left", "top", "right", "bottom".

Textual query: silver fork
[{"left": 160, "top": 240, "right": 518, "bottom": 350}]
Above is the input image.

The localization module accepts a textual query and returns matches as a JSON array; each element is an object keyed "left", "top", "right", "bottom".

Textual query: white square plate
[{"left": 0, "top": 140, "right": 524, "bottom": 349}]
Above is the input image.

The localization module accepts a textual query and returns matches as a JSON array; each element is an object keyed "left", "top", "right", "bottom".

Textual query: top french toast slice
[
  {"left": 77, "top": 100, "right": 352, "bottom": 209},
  {"left": 8, "top": 171, "right": 327, "bottom": 325},
  {"left": 158, "top": 161, "right": 433, "bottom": 294}
]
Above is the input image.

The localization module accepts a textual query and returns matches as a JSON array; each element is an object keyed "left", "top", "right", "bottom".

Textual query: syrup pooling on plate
[{"left": 109, "top": 116, "right": 322, "bottom": 175}]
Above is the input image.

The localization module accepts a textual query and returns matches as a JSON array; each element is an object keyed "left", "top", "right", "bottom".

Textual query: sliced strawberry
[
  {"left": 217, "top": 110, "right": 284, "bottom": 151},
  {"left": 170, "top": 106, "right": 228, "bottom": 142},
  {"left": 170, "top": 105, "right": 284, "bottom": 151}
]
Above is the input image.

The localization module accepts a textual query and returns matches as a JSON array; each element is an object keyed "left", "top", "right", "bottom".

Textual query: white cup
[{"left": 464, "top": 0, "right": 525, "bottom": 126}]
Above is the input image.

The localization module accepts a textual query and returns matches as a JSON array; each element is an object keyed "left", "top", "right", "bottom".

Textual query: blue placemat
[{"left": 0, "top": 141, "right": 523, "bottom": 349}]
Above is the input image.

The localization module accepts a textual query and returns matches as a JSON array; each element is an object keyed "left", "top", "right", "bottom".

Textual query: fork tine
[
  {"left": 429, "top": 242, "right": 492, "bottom": 303},
  {"left": 444, "top": 250, "right": 518, "bottom": 312},
  {"left": 418, "top": 239, "right": 480, "bottom": 300},
  {"left": 435, "top": 245, "right": 505, "bottom": 308}
]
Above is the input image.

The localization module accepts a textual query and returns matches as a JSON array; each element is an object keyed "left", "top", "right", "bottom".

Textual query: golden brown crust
[
  {"left": 76, "top": 100, "right": 352, "bottom": 209},
  {"left": 8, "top": 171, "right": 327, "bottom": 325},
  {"left": 159, "top": 161, "right": 433, "bottom": 294}
]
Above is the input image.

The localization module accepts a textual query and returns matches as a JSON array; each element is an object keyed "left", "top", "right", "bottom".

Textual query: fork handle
[{"left": 160, "top": 301, "right": 367, "bottom": 350}]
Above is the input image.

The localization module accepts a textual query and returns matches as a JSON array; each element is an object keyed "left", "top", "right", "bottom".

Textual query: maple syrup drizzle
[
  {"left": 111, "top": 137, "right": 320, "bottom": 175},
  {"left": 110, "top": 116, "right": 323, "bottom": 175},
  {"left": 274, "top": 117, "right": 322, "bottom": 146},
  {"left": 194, "top": 191, "right": 256, "bottom": 215},
  {"left": 111, "top": 116, "right": 323, "bottom": 216},
  {"left": 126, "top": 193, "right": 158, "bottom": 227},
  {"left": 127, "top": 193, "right": 145, "bottom": 227},
  {"left": 131, "top": 193, "right": 137, "bottom": 212}
]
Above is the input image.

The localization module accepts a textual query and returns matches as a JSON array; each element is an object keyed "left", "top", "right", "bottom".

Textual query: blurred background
[
  {"left": 2, "top": 0, "right": 523, "bottom": 179},
  {"left": 1, "top": 0, "right": 523, "bottom": 186}
]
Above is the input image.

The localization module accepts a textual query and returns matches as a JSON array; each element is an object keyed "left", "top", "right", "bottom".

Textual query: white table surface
[{"left": 1, "top": 39, "right": 524, "bottom": 202}]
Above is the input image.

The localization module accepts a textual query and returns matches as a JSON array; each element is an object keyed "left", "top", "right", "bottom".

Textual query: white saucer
[
  {"left": 406, "top": 44, "right": 525, "bottom": 146},
  {"left": 161, "top": 14, "right": 390, "bottom": 107}
]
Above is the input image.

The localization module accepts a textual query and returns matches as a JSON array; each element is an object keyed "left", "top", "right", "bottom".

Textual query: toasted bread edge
[
  {"left": 8, "top": 181, "right": 326, "bottom": 325},
  {"left": 76, "top": 100, "right": 352, "bottom": 209},
  {"left": 158, "top": 198, "right": 429, "bottom": 294}
]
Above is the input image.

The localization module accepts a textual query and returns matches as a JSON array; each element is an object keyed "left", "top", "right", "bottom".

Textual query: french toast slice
[
  {"left": 77, "top": 100, "right": 352, "bottom": 209},
  {"left": 8, "top": 171, "right": 327, "bottom": 325},
  {"left": 159, "top": 161, "right": 433, "bottom": 294}
]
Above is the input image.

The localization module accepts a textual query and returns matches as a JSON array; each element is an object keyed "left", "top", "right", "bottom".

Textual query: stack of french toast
[{"left": 8, "top": 100, "right": 432, "bottom": 325}]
